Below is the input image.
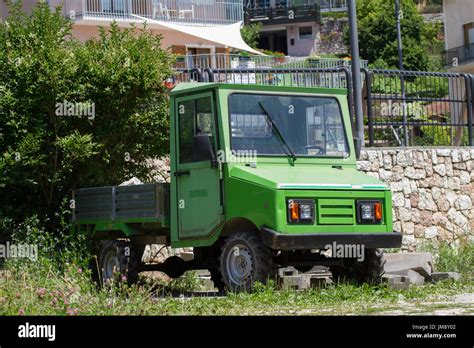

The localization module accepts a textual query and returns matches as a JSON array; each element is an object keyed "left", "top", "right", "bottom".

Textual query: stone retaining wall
[{"left": 358, "top": 148, "right": 474, "bottom": 251}]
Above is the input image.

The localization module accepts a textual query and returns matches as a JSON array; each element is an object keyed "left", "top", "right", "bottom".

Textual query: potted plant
[
  {"left": 273, "top": 51, "right": 286, "bottom": 63},
  {"left": 307, "top": 54, "right": 321, "bottom": 68},
  {"left": 174, "top": 53, "right": 185, "bottom": 63},
  {"left": 239, "top": 51, "right": 251, "bottom": 62},
  {"left": 262, "top": 50, "right": 286, "bottom": 63}
]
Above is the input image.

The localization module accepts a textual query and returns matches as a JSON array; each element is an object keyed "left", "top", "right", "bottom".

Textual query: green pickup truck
[{"left": 73, "top": 82, "right": 401, "bottom": 292}]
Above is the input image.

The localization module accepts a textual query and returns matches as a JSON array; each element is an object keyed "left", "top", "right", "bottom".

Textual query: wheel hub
[
  {"left": 227, "top": 244, "right": 253, "bottom": 285},
  {"left": 103, "top": 250, "right": 120, "bottom": 282}
]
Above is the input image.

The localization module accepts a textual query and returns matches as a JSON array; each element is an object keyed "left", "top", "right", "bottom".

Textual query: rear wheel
[
  {"left": 330, "top": 248, "right": 386, "bottom": 284},
  {"left": 209, "top": 268, "right": 226, "bottom": 292},
  {"left": 363, "top": 248, "right": 386, "bottom": 283},
  {"left": 98, "top": 240, "right": 141, "bottom": 286},
  {"left": 219, "top": 231, "right": 274, "bottom": 292}
]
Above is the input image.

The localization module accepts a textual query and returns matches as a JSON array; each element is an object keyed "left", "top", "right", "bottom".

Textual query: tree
[
  {"left": 241, "top": 23, "right": 262, "bottom": 49},
  {"left": 346, "top": 0, "right": 437, "bottom": 71},
  {"left": 0, "top": 2, "right": 174, "bottom": 229}
]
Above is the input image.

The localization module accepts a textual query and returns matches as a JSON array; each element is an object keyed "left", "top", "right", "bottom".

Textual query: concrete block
[
  {"left": 307, "top": 266, "right": 330, "bottom": 275},
  {"left": 196, "top": 269, "right": 211, "bottom": 277},
  {"left": 309, "top": 275, "right": 332, "bottom": 288},
  {"left": 384, "top": 252, "right": 434, "bottom": 278},
  {"left": 430, "top": 272, "right": 461, "bottom": 282},
  {"left": 278, "top": 267, "right": 298, "bottom": 277},
  {"left": 382, "top": 274, "right": 411, "bottom": 290},
  {"left": 200, "top": 278, "right": 217, "bottom": 291},
  {"left": 386, "top": 269, "right": 426, "bottom": 285},
  {"left": 279, "top": 274, "right": 311, "bottom": 290},
  {"left": 178, "top": 252, "right": 194, "bottom": 262},
  {"left": 389, "top": 281, "right": 411, "bottom": 290}
]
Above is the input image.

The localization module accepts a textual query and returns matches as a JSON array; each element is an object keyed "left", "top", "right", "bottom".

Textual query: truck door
[{"left": 175, "top": 92, "right": 223, "bottom": 239}]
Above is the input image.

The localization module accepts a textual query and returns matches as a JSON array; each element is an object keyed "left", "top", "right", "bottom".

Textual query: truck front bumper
[{"left": 260, "top": 226, "right": 402, "bottom": 251}]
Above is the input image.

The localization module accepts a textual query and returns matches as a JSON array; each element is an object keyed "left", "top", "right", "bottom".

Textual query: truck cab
[{"left": 73, "top": 82, "right": 401, "bottom": 292}]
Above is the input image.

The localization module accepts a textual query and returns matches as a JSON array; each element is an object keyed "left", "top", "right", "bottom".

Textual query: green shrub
[{"left": 0, "top": 2, "right": 174, "bottom": 234}]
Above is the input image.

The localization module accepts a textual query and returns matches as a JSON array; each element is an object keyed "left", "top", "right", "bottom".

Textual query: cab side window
[{"left": 178, "top": 96, "right": 215, "bottom": 164}]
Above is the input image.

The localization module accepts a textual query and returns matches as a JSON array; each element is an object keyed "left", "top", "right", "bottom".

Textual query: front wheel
[{"left": 219, "top": 231, "right": 274, "bottom": 293}]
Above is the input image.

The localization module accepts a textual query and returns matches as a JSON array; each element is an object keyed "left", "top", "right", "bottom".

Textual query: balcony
[
  {"left": 444, "top": 42, "right": 474, "bottom": 69},
  {"left": 245, "top": 0, "right": 320, "bottom": 25},
  {"left": 63, "top": 0, "right": 244, "bottom": 26},
  {"left": 245, "top": 0, "right": 347, "bottom": 25}
]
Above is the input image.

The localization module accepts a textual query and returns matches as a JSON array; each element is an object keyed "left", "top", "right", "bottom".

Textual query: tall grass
[
  {"left": 0, "top": 219, "right": 472, "bottom": 315},
  {"left": 420, "top": 239, "right": 474, "bottom": 277}
]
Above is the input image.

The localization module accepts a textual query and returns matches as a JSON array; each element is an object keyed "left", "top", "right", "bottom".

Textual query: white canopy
[{"left": 131, "top": 16, "right": 264, "bottom": 55}]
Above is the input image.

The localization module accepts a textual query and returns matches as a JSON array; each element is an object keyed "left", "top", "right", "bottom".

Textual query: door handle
[{"left": 174, "top": 170, "right": 190, "bottom": 177}]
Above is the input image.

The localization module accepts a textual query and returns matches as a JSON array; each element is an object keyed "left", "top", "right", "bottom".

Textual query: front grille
[{"left": 317, "top": 199, "right": 355, "bottom": 225}]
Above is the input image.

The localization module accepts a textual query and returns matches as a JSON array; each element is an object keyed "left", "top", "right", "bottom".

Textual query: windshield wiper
[{"left": 258, "top": 102, "right": 297, "bottom": 162}]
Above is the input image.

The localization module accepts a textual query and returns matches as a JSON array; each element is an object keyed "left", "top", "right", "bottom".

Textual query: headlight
[
  {"left": 357, "top": 200, "right": 383, "bottom": 224},
  {"left": 361, "top": 204, "right": 374, "bottom": 220},
  {"left": 287, "top": 199, "right": 314, "bottom": 223}
]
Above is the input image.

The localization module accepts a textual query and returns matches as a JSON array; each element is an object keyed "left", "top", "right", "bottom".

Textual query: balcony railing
[
  {"left": 63, "top": 0, "right": 244, "bottom": 26},
  {"left": 318, "top": 0, "right": 347, "bottom": 12},
  {"left": 246, "top": 0, "right": 346, "bottom": 12},
  {"left": 245, "top": 0, "right": 321, "bottom": 24},
  {"left": 444, "top": 42, "right": 474, "bottom": 68},
  {"left": 244, "top": 0, "right": 346, "bottom": 24},
  {"left": 174, "top": 53, "right": 368, "bottom": 69}
]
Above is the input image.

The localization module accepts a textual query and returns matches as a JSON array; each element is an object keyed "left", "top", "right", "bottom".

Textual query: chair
[
  {"left": 152, "top": 1, "right": 170, "bottom": 19},
  {"left": 178, "top": 4, "right": 194, "bottom": 19}
]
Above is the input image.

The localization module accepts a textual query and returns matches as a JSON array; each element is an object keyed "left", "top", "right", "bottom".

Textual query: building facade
[
  {"left": 443, "top": 0, "right": 474, "bottom": 73},
  {"left": 244, "top": 0, "right": 347, "bottom": 56},
  {"left": 0, "top": 0, "right": 252, "bottom": 60}
]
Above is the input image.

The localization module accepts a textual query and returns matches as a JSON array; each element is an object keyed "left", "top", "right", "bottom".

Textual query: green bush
[{"left": 0, "top": 2, "right": 174, "bottom": 233}]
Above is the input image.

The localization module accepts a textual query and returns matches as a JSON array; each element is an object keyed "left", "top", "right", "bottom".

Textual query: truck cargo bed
[{"left": 72, "top": 183, "right": 170, "bottom": 223}]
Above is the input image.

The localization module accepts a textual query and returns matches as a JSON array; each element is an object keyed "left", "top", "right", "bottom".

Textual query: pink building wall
[{"left": 0, "top": 0, "right": 228, "bottom": 52}]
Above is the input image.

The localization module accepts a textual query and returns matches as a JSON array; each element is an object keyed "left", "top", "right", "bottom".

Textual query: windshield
[{"left": 229, "top": 94, "right": 350, "bottom": 158}]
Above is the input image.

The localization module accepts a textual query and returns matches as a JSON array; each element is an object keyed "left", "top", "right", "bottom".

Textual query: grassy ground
[{"left": 0, "top": 242, "right": 472, "bottom": 316}]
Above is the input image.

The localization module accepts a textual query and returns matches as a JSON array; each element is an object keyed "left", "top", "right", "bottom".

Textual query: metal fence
[
  {"left": 363, "top": 69, "right": 473, "bottom": 147},
  {"left": 173, "top": 68, "right": 474, "bottom": 147},
  {"left": 173, "top": 67, "right": 351, "bottom": 88},
  {"left": 174, "top": 54, "right": 368, "bottom": 70}
]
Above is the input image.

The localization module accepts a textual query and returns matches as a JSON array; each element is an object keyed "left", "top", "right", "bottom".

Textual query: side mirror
[
  {"left": 193, "top": 135, "right": 217, "bottom": 167},
  {"left": 354, "top": 137, "right": 362, "bottom": 160}
]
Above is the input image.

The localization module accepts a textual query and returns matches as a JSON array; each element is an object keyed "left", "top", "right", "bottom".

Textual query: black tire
[
  {"left": 98, "top": 240, "right": 140, "bottom": 286},
  {"left": 219, "top": 231, "right": 274, "bottom": 293},
  {"left": 209, "top": 268, "right": 226, "bottom": 292},
  {"left": 88, "top": 255, "right": 100, "bottom": 284},
  {"left": 329, "top": 248, "right": 386, "bottom": 284},
  {"left": 363, "top": 248, "right": 386, "bottom": 283}
]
